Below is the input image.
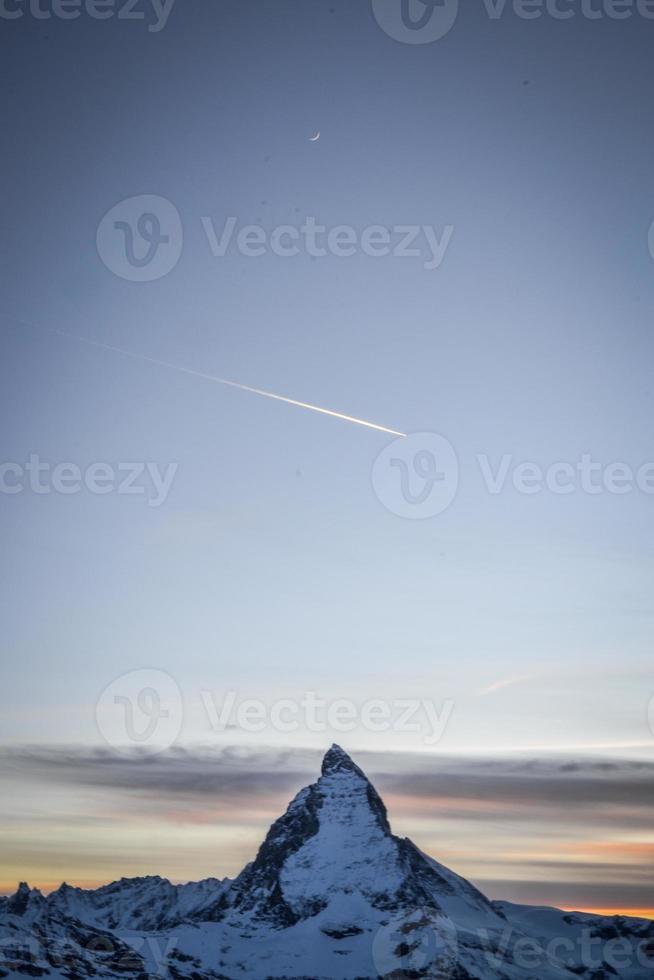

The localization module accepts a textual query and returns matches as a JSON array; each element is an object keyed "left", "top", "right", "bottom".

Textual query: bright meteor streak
[{"left": 53, "top": 329, "right": 407, "bottom": 438}]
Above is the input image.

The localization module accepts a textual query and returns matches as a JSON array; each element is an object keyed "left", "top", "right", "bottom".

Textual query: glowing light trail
[{"left": 53, "top": 329, "right": 406, "bottom": 438}]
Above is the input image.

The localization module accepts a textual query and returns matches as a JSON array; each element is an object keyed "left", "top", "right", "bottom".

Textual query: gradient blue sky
[{"left": 1, "top": 1, "right": 654, "bottom": 912}]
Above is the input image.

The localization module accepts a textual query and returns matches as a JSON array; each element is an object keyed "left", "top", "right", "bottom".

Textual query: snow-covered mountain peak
[
  {"left": 1, "top": 747, "right": 652, "bottom": 979},
  {"left": 321, "top": 742, "right": 366, "bottom": 777},
  {"left": 224, "top": 745, "right": 495, "bottom": 941},
  {"left": 279, "top": 747, "right": 400, "bottom": 916},
  {"left": 318, "top": 743, "right": 391, "bottom": 831}
]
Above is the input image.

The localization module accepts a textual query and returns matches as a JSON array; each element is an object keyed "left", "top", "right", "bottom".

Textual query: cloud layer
[{"left": 1, "top": 744, "right": 653, "bottom": 913}]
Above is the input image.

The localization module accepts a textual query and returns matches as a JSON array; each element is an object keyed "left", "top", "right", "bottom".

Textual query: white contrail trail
[{"left": 52, "top": 329, "right": 407, "bottom": 438}]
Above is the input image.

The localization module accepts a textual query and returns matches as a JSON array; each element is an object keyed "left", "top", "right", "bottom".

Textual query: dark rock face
[
  {"left": 225, "top": 781, "right": 324, "bottom": 927},
  {"left": 320, "top": 925, "right": 364, "bottom": 939},
  {"left": 6, "top": 885, "right": 43, "bottom": 918}
]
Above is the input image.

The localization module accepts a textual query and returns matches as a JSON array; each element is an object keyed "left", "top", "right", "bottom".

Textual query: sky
[{"left": 1, "top": 0, "right": 654, "bottom": 916}]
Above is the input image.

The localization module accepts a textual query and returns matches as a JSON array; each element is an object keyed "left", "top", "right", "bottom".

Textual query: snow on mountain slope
[
  {"left": 1, "top": 745, "right": 651, "bottom": 979},
  {"left": 495, "top": 901, "right": 654, "bottom": 980},
  {"left": 46, "top": 875, "right": 230, "bottom": 930}
]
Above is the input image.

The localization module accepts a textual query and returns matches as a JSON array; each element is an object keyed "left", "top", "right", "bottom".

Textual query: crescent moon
[{"left": 309, "top": 131, "right": 320, "bottom": 142}]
